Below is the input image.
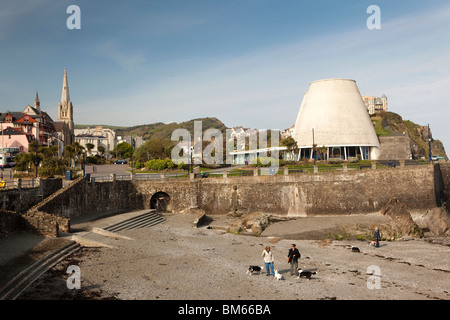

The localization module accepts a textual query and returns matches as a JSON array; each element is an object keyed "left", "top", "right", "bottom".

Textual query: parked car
[
  {"left": 431, "top": 155, "right": 438, "bottom": 161},
  {"left": 114, "top": 159, "right": 127, "bottom": 164}
]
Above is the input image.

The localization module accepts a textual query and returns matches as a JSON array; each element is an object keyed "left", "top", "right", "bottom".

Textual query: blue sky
[{"left": 1, "top": 0, "right": 449, "bottom": 151}]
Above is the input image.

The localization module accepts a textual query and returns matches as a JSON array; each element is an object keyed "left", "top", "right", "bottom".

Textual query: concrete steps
[
  {"left": 103, "top": 210, "right": 167, "bottom": 232},
  {"left": 66, "top": 210, "right": 167, "bottom": 248}
]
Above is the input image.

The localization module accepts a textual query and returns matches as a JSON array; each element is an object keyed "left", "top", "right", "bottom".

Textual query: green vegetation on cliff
[{"left": 371, "top": 111, "right": 447, "bottom": 159}]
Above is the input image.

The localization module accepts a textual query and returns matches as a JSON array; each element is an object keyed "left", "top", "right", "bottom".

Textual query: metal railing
[
  {"left": 0, "top": 178, "right": 41, "bottom": 190},
  {"left": 81, "top": 160, "right": 431, "bottom": 183}
]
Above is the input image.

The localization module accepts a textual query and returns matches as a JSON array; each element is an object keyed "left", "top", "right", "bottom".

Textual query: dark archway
[{"left": 150, "top": 192, "right": 171, "bottom": 213}]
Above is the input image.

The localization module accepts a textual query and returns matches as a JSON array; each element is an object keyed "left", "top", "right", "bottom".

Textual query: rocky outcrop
[
  {"left": 379, "top": 197, "right": 424, "bottom": 239},
  {"left": 229, "top": 211, "right": 270, "bottom": 235},
  {"left": 412, "top": 207, "right": 450, "bottom": 236}
]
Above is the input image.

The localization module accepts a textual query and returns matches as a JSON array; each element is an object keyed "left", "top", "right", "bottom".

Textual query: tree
[
  {"left": 64, "top": 142, "right": 85, "bottom": 167},
  {"left": 111, "top": 142, "right": 132, "bottom": 159},
  {"left": 15, "top": 143, "right": 66, "bottom": 177},
  {"left": 134, "top": 138, "right": 167, "bottom": 162},
  {"left": 64, "top": 144, "right": 75, "bottom": 167},
  {"left": 85, "top": 143, "right": 95, "bottom": 155},
  {"left": 97, "top": 145, "right": 106, "bottom": 158},
  {"left": 281, "top": 137, "right": 298, "bottom": 161},
  {"left": 72, "top": 142, "right": 85, "bottom": 158},
  {"left": 316, "top": 145, "right": 328, "bottom": 161}
]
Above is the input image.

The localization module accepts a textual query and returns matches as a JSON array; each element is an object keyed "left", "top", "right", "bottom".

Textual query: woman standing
[{"left": 262, "top": 246, "right": 275, "bottom": 276}]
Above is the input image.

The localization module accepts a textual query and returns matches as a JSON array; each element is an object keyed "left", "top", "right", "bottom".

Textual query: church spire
[
  {"left": 57, "top": 67, "right": 75, "bottom": 145},
  {"left": 61, "top": 67, "right": 70, "bottom": 105},
  {"left": 34, "top": 91, "right": 40, "bottom": 112}
]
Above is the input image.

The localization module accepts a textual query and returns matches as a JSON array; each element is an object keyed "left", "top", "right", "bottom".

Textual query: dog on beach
[
  {"left": 351, "top": 246, "right": 360, "bottom": 253},
  {"left": 368, "top": 241, "right": 376, "bottom": 247},
  {"left": 297, "top": 269, "right": 317, "bottom": 280},
  {"left": 274, "top": 269, "right": 284, "bottom": 281},
  {"left": 246, "top": 265, "right": 263, "bottom": 275}
]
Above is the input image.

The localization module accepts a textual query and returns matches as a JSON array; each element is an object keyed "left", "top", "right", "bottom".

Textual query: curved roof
[{"left": 292, "top": 79, "right": 380, "bottom": 148}]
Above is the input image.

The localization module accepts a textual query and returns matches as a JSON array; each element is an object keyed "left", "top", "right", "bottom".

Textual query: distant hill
[{"left": 76, "top": 117, "right": 228, "bottom": 142}]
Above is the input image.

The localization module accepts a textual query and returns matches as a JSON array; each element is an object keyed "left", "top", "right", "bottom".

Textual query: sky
[{"left": 0, "top": 0, "right": 449, "bottom": 152}]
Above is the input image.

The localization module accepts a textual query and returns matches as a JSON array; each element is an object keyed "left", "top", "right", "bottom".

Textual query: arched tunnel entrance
[{"left": 150, "top": 192, "right": 171, "bottom": 213}]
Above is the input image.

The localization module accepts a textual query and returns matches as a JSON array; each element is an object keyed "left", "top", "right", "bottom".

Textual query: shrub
[
  {"left": 86, "top": 156, "right": 98, "bottom": 164},
  {"left": 145, "top": 159, "right": 175, "bottom": 171},
  {"left": 328, "top": 158, "right": 343, "bottom": 164},
  {"left": 250, "top": 157, "right": 278, "bottom": 167}
]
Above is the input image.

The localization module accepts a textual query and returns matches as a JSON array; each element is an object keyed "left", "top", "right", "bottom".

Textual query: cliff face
[{"left": 371, "top": 112, "right": 448, "bottom": 160}]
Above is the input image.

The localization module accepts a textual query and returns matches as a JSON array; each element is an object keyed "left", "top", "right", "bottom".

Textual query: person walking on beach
[
  {"left": 287, "top": 244, "right": 301, "bottom": 276},
  {"left": 262, "top": 246, "right": 275, "bottom": 276},
  {"left": 374, "top": 227, "right": 381, "bottom": 248}
]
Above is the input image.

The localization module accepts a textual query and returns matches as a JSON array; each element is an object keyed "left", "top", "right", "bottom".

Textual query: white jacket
[{"left": 261, "top": 250, "right": 274, "bottom": 263}]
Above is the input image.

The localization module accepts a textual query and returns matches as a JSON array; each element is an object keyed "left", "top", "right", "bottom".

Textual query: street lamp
[
  {"left": 35, "top": 121, "right": 39, "bottom": 178},
  {"left": 130, "top": 136, "right": 135, "bottom": 174},
  {"left": 82, "top": 150, "right": 86, "bottom": 177},
  {"left": 190, "top": 146, "right": 194, "bottom": 173},
  {"left": 312, "top": 128, "right": 316, "bottom": 165},
  {"left": 428, "top": 124, "right": 432, "bottom": 161}
]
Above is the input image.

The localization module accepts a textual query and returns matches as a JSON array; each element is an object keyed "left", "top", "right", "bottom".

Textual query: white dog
[{"left": 274, "top": 269, "right": 283, "bottom": 281}]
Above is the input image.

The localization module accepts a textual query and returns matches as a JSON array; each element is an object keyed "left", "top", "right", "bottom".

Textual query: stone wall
[
  {"left": 14, "top": 164, "right": 444, "bottom": 236},
  {"left": 378, "top": 135, "right": 412, "bottom": 160},
  {"left": 194, "top": 165, "right": 438, "bottom": 216},
  {"left": 30, "top": 177, "right": 143, "bottom": 221},
  {"left": 0, "top": 210, "right": 21, "bottom": 236},
  {"left": 0, "top": 178, "right": 64, "bottom": 236},
  {"left": 0, "top": 178, "right": 63, "bottom": 213},
  {"left": 437, "top": 163, "right": 450, "bottom": 211}
]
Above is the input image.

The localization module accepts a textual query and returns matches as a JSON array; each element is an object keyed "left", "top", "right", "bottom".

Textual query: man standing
[
  {"left": 374, "top": 227, "right": 381, "bottom": 248},
  {"left": 287, "top": 244, "right": 301, "bottom": 276}
]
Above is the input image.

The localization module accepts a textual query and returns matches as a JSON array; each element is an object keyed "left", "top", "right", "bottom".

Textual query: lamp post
[
  {"left": 428, "top": 124, "right": 432, "bottom": 161},
  {"left": 312, "top": 128, "right": 316, "bottom": 165},
  {"left": 190, "top": 146, "right": 194, "bottom": 173},
  {"left": 130, "top": 136, "right": 134, "bottom": 174},
  {"left": 35, "top": 121, "right": 39, "bottom": 178},
  {"left": 82, "top": 150, "right": 86, "bottom": 177}
]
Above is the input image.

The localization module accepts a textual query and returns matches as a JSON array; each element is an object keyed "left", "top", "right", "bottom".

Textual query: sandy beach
[{"left": 14, "top": 212, "right": 450, "bottom": 301}]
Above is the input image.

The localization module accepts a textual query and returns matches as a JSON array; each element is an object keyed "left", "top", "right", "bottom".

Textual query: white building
[
  {"left": 228, "top": 146, "right": 287, "bottom": 165},
  {"left": 75, "top": 126, "right": 116, "bottom": 158},
  {"left": 292, "top": 79, "right": 381, "bottom": 161}
]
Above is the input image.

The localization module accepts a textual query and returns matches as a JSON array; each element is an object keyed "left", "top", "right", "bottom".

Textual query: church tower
[
  {"left": 57, "top": 68, "right": 75, "bottom": 144},
  {"left": 34, "top": 92, "right": 41, "bottom": 112}
]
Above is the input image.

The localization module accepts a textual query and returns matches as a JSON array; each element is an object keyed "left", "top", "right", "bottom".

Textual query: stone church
[{"left": 55, "top": 68, "right": 75, "bottom": 146}]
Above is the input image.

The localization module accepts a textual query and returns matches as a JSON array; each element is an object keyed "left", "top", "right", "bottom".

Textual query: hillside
[
  {"left": 118, "top": 117, "right": 227, "bottom": 142},
  {"left": 371, "top": 112, "right": 448, "bottom": 160},
  {"left": 76, "top": 117, "right": 228, "bottom": 142},
  {"left": 76, "top": 112, "right": 447, "bottom": 160}
]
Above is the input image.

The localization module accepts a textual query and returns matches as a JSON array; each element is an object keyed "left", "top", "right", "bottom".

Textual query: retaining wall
[{"left": 9, "top": 164, "right": 446, "bottom": 236}]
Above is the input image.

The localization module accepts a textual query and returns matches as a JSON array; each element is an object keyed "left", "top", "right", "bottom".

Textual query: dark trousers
[{"left": 290, "top": 260, "right": 298, "bottom": 275}]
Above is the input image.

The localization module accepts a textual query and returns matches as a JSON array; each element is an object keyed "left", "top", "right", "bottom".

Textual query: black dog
[
  {"left": 297, "top": 269, "right": 317, "bottom": 280},
  {"left": 247, "top": 265, "right": 263, "bottom": 275}
]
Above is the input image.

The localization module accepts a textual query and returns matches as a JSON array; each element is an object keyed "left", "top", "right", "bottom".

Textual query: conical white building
[{"left": 292, "top": 79, "right": 381, "bottom": 161}]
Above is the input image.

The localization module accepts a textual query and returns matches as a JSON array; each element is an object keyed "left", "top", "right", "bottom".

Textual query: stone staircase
[{"left": 103, "top": 210, "right": 166, "bottom": 232}]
